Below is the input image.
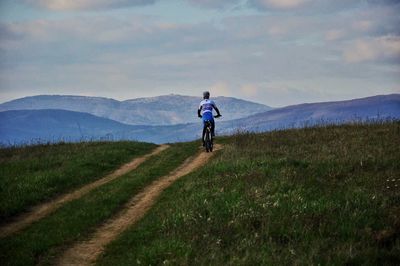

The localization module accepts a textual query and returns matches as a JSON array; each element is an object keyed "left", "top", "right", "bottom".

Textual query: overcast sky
[{"left": 0, "top": 0, "right": 399, "bottom": 106}]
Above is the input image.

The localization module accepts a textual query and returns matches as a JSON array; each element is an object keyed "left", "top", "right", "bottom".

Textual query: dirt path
[
  {"left": 57, "top": 145, "right": 222, "bottom": 266},
  {"left": 0, "top": 145, "right": 169, "bottom": 238}
]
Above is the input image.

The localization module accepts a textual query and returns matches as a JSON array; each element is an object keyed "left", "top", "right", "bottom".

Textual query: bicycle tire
[
  {"left": 209, "top": 135, "right": 213, "bottom": 152},
  {"left": 205, "top": 128, "right": 210, "bottom": 152},
  {"left": 205, "top": 129, "right": 211, "bottom": 152}
]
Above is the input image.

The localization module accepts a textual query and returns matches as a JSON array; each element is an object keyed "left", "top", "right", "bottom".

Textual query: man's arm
[
  {"left": 212, "top": 101, "right": 221, "bottom": 117},
  {"left": 211, "top": 100, "right": 221, "bottom": 116},
  {"left": 198, "top": 106, "right": 202, "bottom": 118},
  {"left": 214, "top": 107, "right": 221, "bottom": 116}
]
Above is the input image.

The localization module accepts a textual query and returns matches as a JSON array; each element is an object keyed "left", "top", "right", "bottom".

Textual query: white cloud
[
  {"left": 21, "top": 0, "right": 156, "bottom": 10},
  {"left": 20, "top": 0, "right": 242, "bottom": 11},
  {"left": 240, "top": 84, "right": 259, "bottom": 97},
  {"left": 249, "top": 0, "right": 400, "bottom": 13},
  {"left": 344, "top": 36, "right": 400, "bottom": 63},
  {"left": 249, "top": 0, "right": 310, "bottom": 10},
  {"left": 185, "top": 0, "right": 239, "bottom": 9},
  {"left": 267, "top": 25, "right": 288, "bottom": 36},
  {"left": 1, "top": 1, "right": 399, "bottom": 105},
  {"left": 211, "top": 82, "right": 231, "bottom": 96},
  {"left": 325, "top": 29, "right": 346, "bottom": 41},
  {"left": 352, "top": 20, "right": 373, "bottom": 32}
]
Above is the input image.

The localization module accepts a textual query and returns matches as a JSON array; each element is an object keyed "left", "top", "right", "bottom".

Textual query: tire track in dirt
[
  {"left": 57, "top": 145, "right": 222, "bottom": 266},
  {"left": 0, "top": 145, "right": 169, "bottom": 238}
]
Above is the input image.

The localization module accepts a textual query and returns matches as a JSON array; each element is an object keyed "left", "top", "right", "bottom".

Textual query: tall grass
[
  {"left": 98, "top": 122, "right": 400, "bottom": 265},
  {"left": 0, "top": 141, "right": 156, "bottom": 220}
]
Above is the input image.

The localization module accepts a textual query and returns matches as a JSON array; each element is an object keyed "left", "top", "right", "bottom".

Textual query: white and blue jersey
[{"left": 199, "top": 99, "right": 217, "bottom": 122}]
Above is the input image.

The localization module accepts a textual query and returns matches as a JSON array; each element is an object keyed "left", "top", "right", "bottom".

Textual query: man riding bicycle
[{"left": 198, "top": 91, "right": 221, "bottom": 146}]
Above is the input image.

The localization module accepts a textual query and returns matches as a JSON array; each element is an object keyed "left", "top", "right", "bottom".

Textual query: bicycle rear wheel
[{"left": 205, "top": 130, "right": 212, "bottom": 152}]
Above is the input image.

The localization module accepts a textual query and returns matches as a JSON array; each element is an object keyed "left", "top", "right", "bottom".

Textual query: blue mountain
[
  {"left": 0, "top": 94, "right": 272, "bottom": 126},
  {"left": 219, "top": 94, "right": 400, "bottom": 133},
  {"left": 0, "top": 109, "right": 135, "bottom": 145},
  {"left": 0, "top": 94, "right": 399, "bottom": 146}
]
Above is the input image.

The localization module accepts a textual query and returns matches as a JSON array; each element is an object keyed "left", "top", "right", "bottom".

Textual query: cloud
[
  {"left": 20, "top": 0, "right": 243, "bottom": 11},
  {"left": 240, "top": 84, "right": 259, "bottom": 97},
  {"left": 249, "top": 0, "right": 400, "bottom": 13},
  {"left": 211, "top": 82, "right": 231, "bottom": 96},
  {"left": 21, "top": 0, "right": 157, "bottom": 10},
  {"left": 17, "top": 0, "right": 400, "bottom": 13},
  {"left": 185, "top": 0, "right": 239, "bottom": 9},
  {"left": 325, "top": 29, "right": 346, "bottom": 41},
  {"left": 1, "top": 1, "right": 399, "bottom": 105},
  {"left": 250, "top": 0, "right": 310, "bottom": 10},
  {"left": 344, "top": 36, "right": 400, "bottom": 63},
  {"left": 352, "top": 20, "right": 374, "bottom": 32}
]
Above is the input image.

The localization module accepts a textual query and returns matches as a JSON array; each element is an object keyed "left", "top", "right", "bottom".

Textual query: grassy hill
[
  {"left": 1, "top": 122, "right": 399, "bottom": 265},
  {"left": 98, "top": 122, "right": 400, "bottom": 265}
]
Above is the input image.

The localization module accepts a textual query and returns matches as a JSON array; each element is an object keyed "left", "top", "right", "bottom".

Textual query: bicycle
[{"left": 203, "top": 114, "right": 221, "bottom": 153}]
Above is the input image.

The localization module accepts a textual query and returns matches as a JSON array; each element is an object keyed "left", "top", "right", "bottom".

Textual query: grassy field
[
  {"left": 97, "top": 122, "right": 400, "bottom": 265},
  {"left": 0, "top": 142, "right": 199, "bottom": 266},
  {"left": 0, "top": 141, "right": 157, "bottom": 220}
]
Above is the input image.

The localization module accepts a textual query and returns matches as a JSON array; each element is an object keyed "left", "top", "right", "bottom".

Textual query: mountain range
[
  {"left": 0, "top": 94, "right": 399, "bottom": 145},
  {"left": 0, "top": 109, "right": 133, "bottom": 145},
  {"left": 0, "top": 94, "right": 272, "bottom": 125},
  {"left": 219, "top": 93, "right": 400, "bottom": 133}
]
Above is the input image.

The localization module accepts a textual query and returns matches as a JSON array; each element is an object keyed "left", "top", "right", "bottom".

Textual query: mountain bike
[{"left": 203, "top": 115, "right": 221, "bottom": 153}]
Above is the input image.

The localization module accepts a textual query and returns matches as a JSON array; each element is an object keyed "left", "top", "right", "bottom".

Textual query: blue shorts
[{"left": 202, "top": 112, "right": 214, "bottom": 123}]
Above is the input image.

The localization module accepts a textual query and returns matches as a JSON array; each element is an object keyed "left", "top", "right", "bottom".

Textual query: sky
[{"left": 0, "top": 0, "right": 399, "bottom": 107}]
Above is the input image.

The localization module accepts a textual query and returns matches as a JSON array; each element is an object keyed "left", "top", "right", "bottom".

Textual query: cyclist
[{"left": 198, "top": 91, "right": 221, "bottom": 146}]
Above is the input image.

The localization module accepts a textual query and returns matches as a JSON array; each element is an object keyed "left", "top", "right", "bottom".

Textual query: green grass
[
  {"left": 0, "top": 141, "right": 156, "bottom": 220},
  {"left": 0, "top": 141, "right": 199, "bottom": 266},
  {"left": 97, "top": 122, "right": 400, "bottom": 265}
]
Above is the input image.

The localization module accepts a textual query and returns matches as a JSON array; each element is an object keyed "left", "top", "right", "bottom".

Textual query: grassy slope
[
  {"left": 0, "top": 142, "right": 199, "bottom": 266},
  {"left": 98, "top": 122, "right": 400, "bottom": 265},
  {"left": 0, "top": 141, "right": 156, "bottom": 220}
]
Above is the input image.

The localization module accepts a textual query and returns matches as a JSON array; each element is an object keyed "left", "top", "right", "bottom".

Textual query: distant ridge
[
  {"left": 0, "top": 94, "right": 398, "bottom": 145},
  {"left": 0, "top": 109, "right": 134, "bottom": 145},
  {"left": 219, "top": 94, "right": 400, "bottom": 133},
  {"left": 0, "top": 94, "right": 272, "bottom": 126}
]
